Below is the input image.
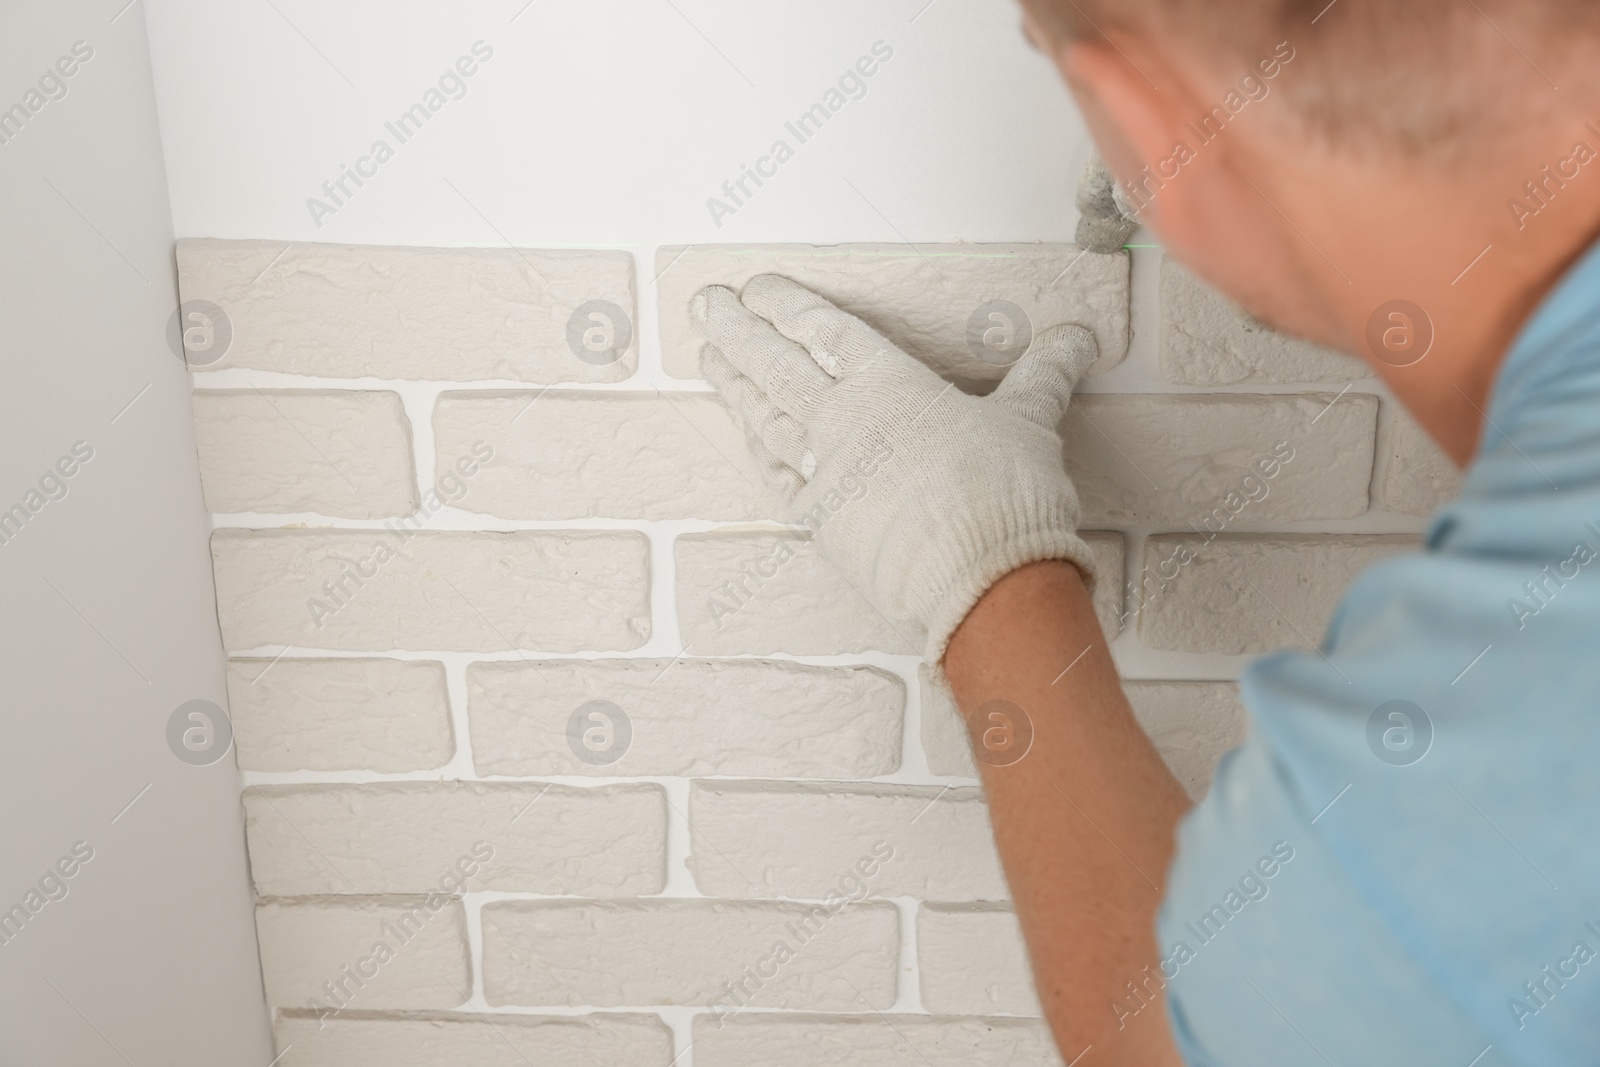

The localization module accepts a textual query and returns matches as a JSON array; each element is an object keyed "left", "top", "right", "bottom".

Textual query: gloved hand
[{"left": 691, "top": 274, "right": 1099, "bottom": 662}]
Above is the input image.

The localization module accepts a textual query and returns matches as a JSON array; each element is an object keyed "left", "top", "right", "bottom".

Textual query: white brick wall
[
  {"left": 243, "top": 782, "right": 665, "bottom": 896},
  {"left": 1061, "top": 392, "right": 1378, "bottom": 525},
  {"left": 276, "top": 1010, "right": 672, "bottom": 1067},
  {"left": 177, "top": 239, "right": 637, "bottom": 382},
  {"left": 467, "top": 658, "right": 904, "bottom": 777},
  {"left": 481, "top": 899, "right": 899, "bottom": 1008},
  {"left": 183, "top": 238, "right": 1450, "bottom": 1064},
  {"left": 1382, "top": 405, "right": 1465, "bottom": 515},
  {"left": 226, "top": 658, "right": 452, "bottom": 772},
  {"left": 694, "top": 1014, "right": 1065, "bottom": 1067},
  {"left": 434, "top": 390, "right": 782, "bottom": 520},
  {"left": 1138, "top": 534, "right": 1415, "bottom": 655},
  {"left": 675, "top": 531, "right": 923, "bottom": 655},
  {"left": 656, "top": 243, "right": 1131, "bottom": 380},
  {"left": 211, "top": 529, "right": 650, "bottom": 652},
  {"left": 192, "top": 390, "right": 417, "bottom": 518},
  {"left": 1159, "top": 259, "right": 1366, "bottom": 385},
  {"left": 687, "top": 781, "right": 1007, "bottom": 900},
  {"left": 255, "top": 896, "right": 471, "bottom": 1010}
]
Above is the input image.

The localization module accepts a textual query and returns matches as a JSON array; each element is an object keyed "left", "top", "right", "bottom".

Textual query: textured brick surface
[
  {"left": 183, "top": 237, "right": 1427, "bottom": 1061},
  {"left": 688, "top": 781, "right": 1005, "bottom": 901},
  {"left": 211, "top": 529, "right": 650, "bottom": 652},
  {"left": 192, "top": 390, "right": 416, "bottom": 517},
  {"left": 1139, "top": 534, "right": 1415, "bottom": 655},
  {"left": 693, "top": 1014, "right": 1065, "bottom": 1067},
  {"left": 917, "top": 904, "right": 1039, "bottom": 1016},
  {"left": 1382, "top": 406, "right": 1463, "bottom": 516},
  {"left": 675, "top": 531, "right": 922, "bottom": 655},
  {"left": 1060, "top": 392, "right": 1377, "bottom": 525},
  {"left": 226, "top": 657, "right": 452, "bottom": 772},
  {"left": 275, "top": 1010, "right": 673, "bottom": 1067},
  {"left": 918, "top": 667, "right": 974, "bottom": 778},
  {"left": 243, "top": 783, "right": 665, "bottom": 896},
  {"left": 657, "top": 243, "right": 1129, "bottom": 380},
  {"left": 467, "top": 658, "right": 903, "bottom": 777},
  {"left": 921, "top": 670, "right": 1245, "bottom": 794},
  {"left": 481, "top": 900, "right": 898, "bottom": 1009},
  {"left": 176, "top": 239, "right": 636, "bottom": 381},
  {"left": 255, "top": 897, "right": 469, "bottom": 1009},
  {"left": 1127, "top": 682, "right": 1249, "bottom": 798},
  {"left": 1077, "top": 532, "right": 1126, "bottom": 635},
  {"left": 1159, "top": 259, "right": 1366, "bottom": 385},
  {"left": 433, "top": 391, "right": 780, "bottom": 520}
]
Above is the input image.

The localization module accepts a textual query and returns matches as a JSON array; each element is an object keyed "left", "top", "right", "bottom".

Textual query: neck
[{"left": 1262, "top": 117, "right": 1600, "bottom": 466}]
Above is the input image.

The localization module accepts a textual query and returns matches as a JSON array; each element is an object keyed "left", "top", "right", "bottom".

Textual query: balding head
[
  {"left": 1023, "top": 0, "right": 1600, "bottom": 462},
  {"left": 1024, "top": 0, "right": 1598, "bottom": 159}
]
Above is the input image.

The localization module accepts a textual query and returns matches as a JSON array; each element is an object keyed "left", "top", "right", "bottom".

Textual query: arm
[
  {"left": 689, "top": 275, "right": 1186, "bottom": 1064},
  {"left": 943, "top": 560, "right": 1188, "bottom": 1065}
]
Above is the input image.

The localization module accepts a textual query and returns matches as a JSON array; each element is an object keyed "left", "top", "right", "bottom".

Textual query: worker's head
[{"left": 1022, "top": 1, "right": 1600, "bottom": 359}]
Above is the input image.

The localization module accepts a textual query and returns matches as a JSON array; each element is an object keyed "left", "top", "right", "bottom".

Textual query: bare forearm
[{"left": 942, "top": 561, "right": 1189, "bottom": 1065}]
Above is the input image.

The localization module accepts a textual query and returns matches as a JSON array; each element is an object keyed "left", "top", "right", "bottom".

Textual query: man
[{"left": 691, "top": 2, "right": 1600, "bottom": 1063}]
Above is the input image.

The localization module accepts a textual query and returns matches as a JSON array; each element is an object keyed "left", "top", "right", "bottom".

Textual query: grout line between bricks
[
  {"left": 192, "top": 365, "right": 1399, "bottom": 398},
  {"left": 897, "top": 659, "right": 931, "bottom": 779},
  {"left": 658, "top": 778, "right": 699, "bottom": 896},
  {"left": 892, "top": 896, "right": 925, "bottom": 1013},
  {"left": 439, "top": 658, "right": 478, "bottom": 778},
  {"left": 394, "top": 383, "right": 441, "bottom": 509}
]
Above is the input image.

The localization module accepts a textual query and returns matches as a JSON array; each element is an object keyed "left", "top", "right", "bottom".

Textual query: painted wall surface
[
  {"left": 0, "top": 2, "right": 272, "bottom": 1064},
  {"left": 134, "top": 2, "right": 1462, "bottom": 1064},
  {"left": 142, "top": 0, "right": 1092, "bottom": 248}
]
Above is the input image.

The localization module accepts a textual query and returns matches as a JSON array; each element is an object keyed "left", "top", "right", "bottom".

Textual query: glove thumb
[{"left": 988, "top": 324, "right": 1098, "bottom": 428}]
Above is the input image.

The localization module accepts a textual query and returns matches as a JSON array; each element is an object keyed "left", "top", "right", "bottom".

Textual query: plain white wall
[
  {"left": 0, "top": 2, "right": 271, "bottom": 1064},
  {"left": 143, "top": 0, "right": 1094, "bottom": 247}
]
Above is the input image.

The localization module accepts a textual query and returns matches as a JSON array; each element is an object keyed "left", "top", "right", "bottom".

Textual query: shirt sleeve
[{"left": 1157, "top": 302, "right": 1600, "bottom": 1065}]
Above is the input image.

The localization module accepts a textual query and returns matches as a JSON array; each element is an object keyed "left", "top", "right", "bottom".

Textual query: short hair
[{"left": 1026, "top": 0, "right": 1599, "bottom": 158}]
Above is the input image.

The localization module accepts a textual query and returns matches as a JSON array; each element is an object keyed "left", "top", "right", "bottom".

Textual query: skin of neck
[{"left": 1039, "top": 19, "right": 1600, "bottom": 465}]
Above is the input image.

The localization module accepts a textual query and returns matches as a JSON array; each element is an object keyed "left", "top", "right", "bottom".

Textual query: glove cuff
[{"left": 923, "top": 524, "right": 1098, "bottom": 665}]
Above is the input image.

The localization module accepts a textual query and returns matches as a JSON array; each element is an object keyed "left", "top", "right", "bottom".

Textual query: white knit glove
[{"left": 691, "top": 275, "right": 1099, "bottom": 662}]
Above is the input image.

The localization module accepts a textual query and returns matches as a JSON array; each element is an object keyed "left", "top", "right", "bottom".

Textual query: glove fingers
[
  {"left": 702, "top": 348, "right": 811, "bottom": 473},
  {"left": 692, "top": 285, "right": 832, "bottom": 416},
  {"left": 741, "top": 274, "right": 898, "bottom": 378},
  {"left": 753, "top": 442, "right": 806, "bottom": 500},
  {"left": 762, "top": 411, "right": 812, "bottom": 477},
  {"left": 989, "top": 324, "right": 1098, "bottom": 428}
]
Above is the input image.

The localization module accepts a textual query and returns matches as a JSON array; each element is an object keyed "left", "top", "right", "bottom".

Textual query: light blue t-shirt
[{"left": 1159, "top": 238, "right": 1600, "bottom": 1067}]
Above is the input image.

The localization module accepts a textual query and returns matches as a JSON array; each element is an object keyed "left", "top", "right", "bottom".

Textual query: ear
[{"left": 1057, "top": 37, "right": 1202, "bottom": 231}]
